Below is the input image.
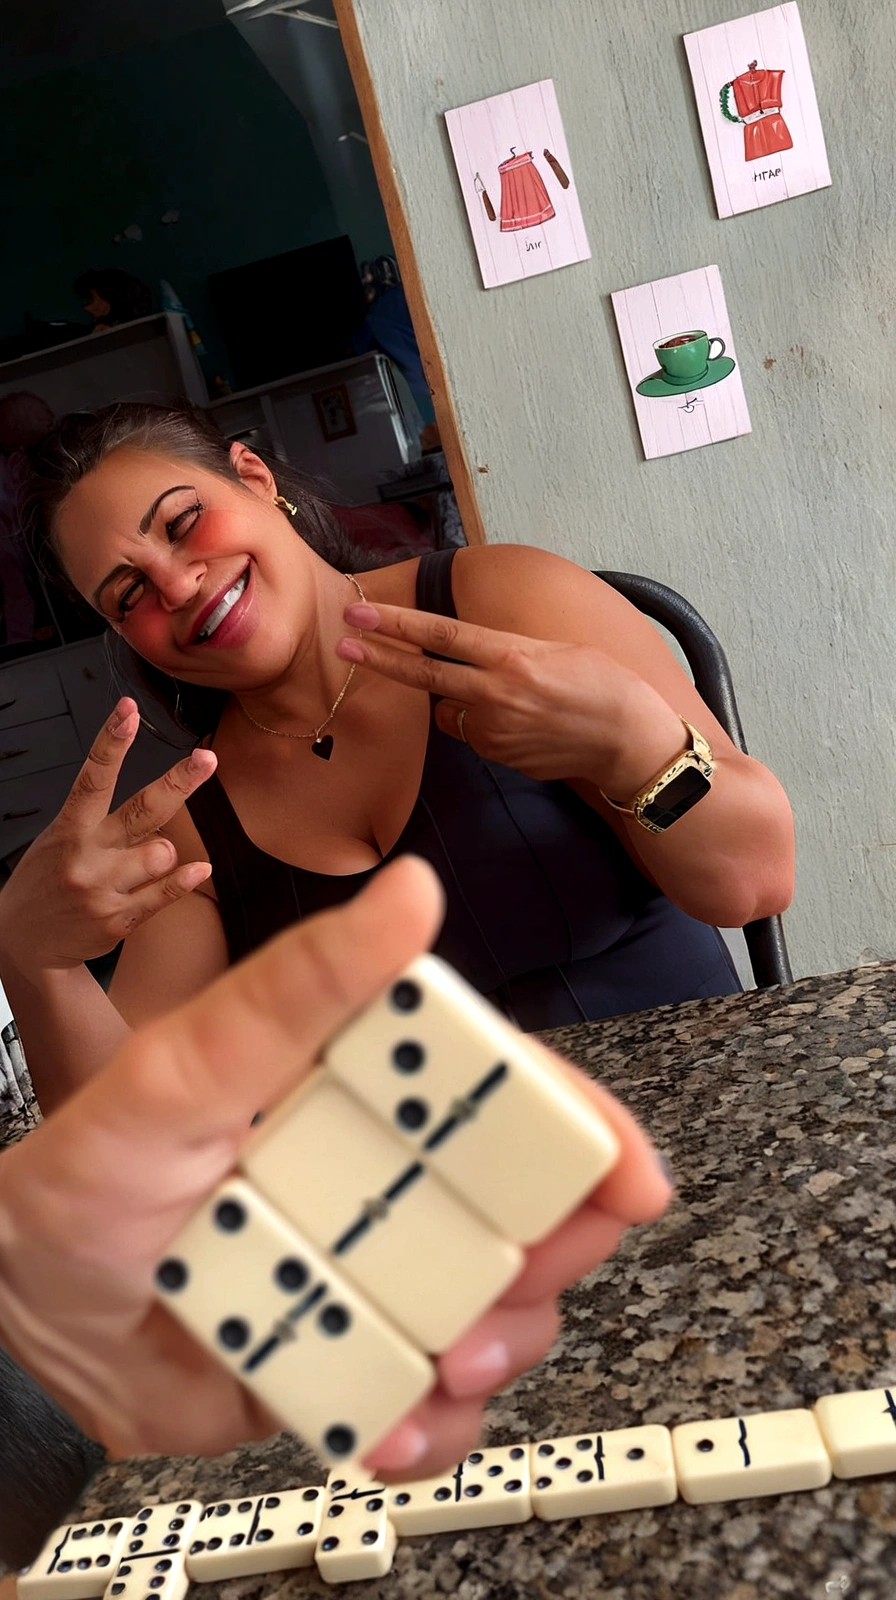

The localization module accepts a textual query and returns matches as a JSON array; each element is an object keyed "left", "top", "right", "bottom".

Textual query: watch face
[{"left": 641, "top": 768, "right": 712, "bottom": 831}]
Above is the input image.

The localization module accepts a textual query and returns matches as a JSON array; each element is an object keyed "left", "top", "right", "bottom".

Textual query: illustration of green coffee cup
[{"left": 654, "top": 330, "right": 726, "bottom": 384}]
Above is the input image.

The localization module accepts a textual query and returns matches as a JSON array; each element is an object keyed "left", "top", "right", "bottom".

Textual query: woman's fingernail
[
  {"left": 344, "top": 602, "right": 381, "bottom": 628},
  {"left": 336, "top": 637, "right": 365, "bottom": 663},
  {"left": 656, "top": 1152, "right": 675, "bottom": 1187},
  {"left": 109, "top": 708, "right": 135, "bottom": 738},
  {"left": 367, "top": 1420, "right": 429, "bottom": 1471}
]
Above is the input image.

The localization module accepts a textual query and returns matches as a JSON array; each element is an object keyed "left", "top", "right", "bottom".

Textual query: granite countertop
[{"left": 6, "top": 964, "right": 896, "bottom": 1598}]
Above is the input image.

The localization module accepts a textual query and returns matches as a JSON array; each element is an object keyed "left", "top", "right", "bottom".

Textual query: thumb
[{"left": 5, "top": 857, "right": 445, "bottom": 1264}]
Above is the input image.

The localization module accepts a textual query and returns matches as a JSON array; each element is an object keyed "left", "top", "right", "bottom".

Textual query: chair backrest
[{"left": 596, "top": 570, "right": 792, "bottom": 990}]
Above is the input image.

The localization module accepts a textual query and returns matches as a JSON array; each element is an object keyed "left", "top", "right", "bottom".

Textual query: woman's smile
[{"left": 189, "top": 562, "right": 257, "bottom": 651}]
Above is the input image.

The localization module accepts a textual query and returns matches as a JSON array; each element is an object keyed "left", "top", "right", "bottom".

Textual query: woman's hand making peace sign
[
  {"left": 0, "top": 698, "right": 216, "bottom": 975},
  {"left": 337, "top": 597, "right": 690, "bottom": 799},
  {"left": 335, "top": 544, "right": 794, "bottom": 935}
]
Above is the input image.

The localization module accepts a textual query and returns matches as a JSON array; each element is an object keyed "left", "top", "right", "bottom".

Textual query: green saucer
[{"left": 636, "top": 354, "right": 736, "bottom": 398}]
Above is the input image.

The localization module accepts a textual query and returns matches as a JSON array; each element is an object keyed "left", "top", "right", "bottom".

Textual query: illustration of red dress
[
  {"left": 720, "top": 62, "right": 793, "bottom": 162},
  {"left": 497, "top": 151, "right": 555, "bottom": 231}
]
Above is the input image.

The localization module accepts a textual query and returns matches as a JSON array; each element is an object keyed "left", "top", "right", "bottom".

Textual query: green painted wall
[{"left": 349, "top": 0, "right": 896, "bottom": 981}]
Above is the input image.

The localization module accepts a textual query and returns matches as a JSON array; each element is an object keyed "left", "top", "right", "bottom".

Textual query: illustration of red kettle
[{"left": 720, "top": 61, "right": 794, "bottom": 162}]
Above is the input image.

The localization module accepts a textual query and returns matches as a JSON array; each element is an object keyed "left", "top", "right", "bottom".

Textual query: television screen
[{"left": 208, "top": 236, "right": 366, "bottom": 391}]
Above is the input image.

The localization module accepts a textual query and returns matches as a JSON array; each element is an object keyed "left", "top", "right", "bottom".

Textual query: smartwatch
[{"left": 602, "top": 718, "right": 714, "bottom": 834}]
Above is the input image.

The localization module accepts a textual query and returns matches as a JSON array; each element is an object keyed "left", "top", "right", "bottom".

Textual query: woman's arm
[
  {"left": 0, "top": 959, "right": 133, "bottom": 1114},
  {"left": 0, "top": 889, "right": 230, "bottom": 1115},
  {"left": 459, "top": 545, "right": 793, "bottom": 927},
  {"left": 0, "top": 702, "right": 224, "bottom": 1112},
  {"left": 344, "top": 544, "right": 795, "bottom": 930}
]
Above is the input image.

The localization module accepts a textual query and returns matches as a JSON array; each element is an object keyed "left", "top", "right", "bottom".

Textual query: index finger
[
  {"left": 345, "top": 600, "right": 527, "bottom": 669},
  {"left": 57, "top": 697, "right": 142, "bottom": 831},
  {"left": 110, "top": 744, "right": 218, "bottom": 846}
]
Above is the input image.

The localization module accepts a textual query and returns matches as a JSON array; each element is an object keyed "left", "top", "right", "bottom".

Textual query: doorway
[{"left": 0, "top": 0, "right": 483, "bottom": 661}]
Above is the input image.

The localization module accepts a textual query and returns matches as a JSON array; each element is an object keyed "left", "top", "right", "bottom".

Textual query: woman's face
[
  {"left": 54, "top": 444, "right": 319, "bottom": 688},
  {"left": 84, "top": 290, "right": 111, "bottom": 320}
]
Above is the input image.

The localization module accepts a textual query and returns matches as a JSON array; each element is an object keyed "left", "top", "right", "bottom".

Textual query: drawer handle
[
  {"left": 0, "top": 699, "right": 17, "bottom": 714},
  {"left": 1, "top": 808, "right": 39, "bottom": 821},
  {"left": 0, "top": 748, "right": 28, "bottom": 762}
]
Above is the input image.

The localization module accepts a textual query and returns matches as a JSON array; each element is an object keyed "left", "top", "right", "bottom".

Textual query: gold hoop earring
[{"left": 273, "top": 494, "right": 298, "bottom": 517}]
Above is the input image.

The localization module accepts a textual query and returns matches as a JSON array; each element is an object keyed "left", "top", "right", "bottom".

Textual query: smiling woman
[
  {"left": 0, "top": 399, "right": 795, "bottom": 1114},
  {"left": 23, "top": 401, "right": 365, "bottom": 740}
]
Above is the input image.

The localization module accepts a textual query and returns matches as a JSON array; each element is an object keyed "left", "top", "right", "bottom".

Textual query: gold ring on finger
[{"left": 456, "top": 708, "right": 468, "bottom": 744}]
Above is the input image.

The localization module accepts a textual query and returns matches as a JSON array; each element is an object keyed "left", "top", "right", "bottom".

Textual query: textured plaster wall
[{"left": 349, "top": 0, "right": 896, "bottom": 980}]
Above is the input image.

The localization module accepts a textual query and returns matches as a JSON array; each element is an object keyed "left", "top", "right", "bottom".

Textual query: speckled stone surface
[{"left": 5, "top": 964, "right": 896, "bottom": 1598}]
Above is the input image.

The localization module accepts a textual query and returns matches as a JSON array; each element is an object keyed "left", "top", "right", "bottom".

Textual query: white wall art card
[
  {"left": 611, "top": 265, "right": 751, "bottom": 462},
  {"left": 684, "top": 3, "right": 831, "bottom": 219},
  {"left": 444, "top": 79, "right": 590, "bottom": 290}
]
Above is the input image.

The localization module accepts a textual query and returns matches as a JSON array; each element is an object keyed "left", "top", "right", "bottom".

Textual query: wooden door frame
[{"left": 333, "top": 0, "right": 486, "bottom": 545}]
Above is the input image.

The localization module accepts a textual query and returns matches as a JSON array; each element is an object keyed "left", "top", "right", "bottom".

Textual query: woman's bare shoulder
[
  {"left": 448, "top": 543, "right": 618, "bottom": 628},
  {"left": 361, "top": 543, "right": 616, "bottom": 632}
]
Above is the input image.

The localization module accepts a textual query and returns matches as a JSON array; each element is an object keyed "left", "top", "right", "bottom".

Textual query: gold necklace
[{"left": 237, "top": 573, "right": 366, "bottom": 761}]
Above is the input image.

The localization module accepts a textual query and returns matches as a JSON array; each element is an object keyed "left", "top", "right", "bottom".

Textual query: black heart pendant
[{"left": 311, "top": 735, "right": 334, "bottom": 761}]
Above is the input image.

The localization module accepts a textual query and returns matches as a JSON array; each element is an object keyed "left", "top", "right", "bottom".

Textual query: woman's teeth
[{"left": 197, "top": 570, "right": 249, "bottom": 641}]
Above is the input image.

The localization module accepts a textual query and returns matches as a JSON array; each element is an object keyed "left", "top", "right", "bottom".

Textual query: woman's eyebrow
[
  {"left": 138, "top": 484, "right": 195, "bottom": 535},
  {"left": 91, "top": 485, "right": 196, "bottom": 608}
]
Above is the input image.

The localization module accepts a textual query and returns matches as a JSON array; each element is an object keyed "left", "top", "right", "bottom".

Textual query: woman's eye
[
  {"left": 112, "top": 498, "right": 203, "bottom": 618},
  {"left": 116, "top": 578, "right": 145, "bottom": 617},
  {"left": 166, "top": 501, "right": 202, "bottom": 542}
]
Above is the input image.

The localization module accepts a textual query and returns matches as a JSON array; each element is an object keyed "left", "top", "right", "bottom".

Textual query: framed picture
[
  {"left": 684, "top": 3, "right": 830, "bottom": 219},
  {"left": 312, "top": 384, "right": 357, "bottom": 442},
  {"left": 611, "top": 264, "right": 751, "bottom": 461},
  {"left": 444, "top": 78, "right": 590, "bottom": 289}
]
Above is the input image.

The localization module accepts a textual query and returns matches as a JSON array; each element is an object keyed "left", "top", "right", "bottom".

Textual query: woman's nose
[{"left": 155, "top": 558, "right": 207, "bottom": 612}]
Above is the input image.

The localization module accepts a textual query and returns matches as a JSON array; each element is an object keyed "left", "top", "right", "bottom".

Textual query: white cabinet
[
  {"left": 208, "top": 353, "right": 422, "bottom": 506},
  {"left": 0, "top": 313, "right": 207, "bottom": 414}
]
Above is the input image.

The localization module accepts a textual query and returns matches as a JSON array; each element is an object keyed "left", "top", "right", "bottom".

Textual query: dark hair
[
  {"left": 21, "top": 399, "right": 367, "bottom": 739},
  {"left": 0, "top": 389, "right": 55, "bottom": 454},
  {"left": 73, "top": 267, "right": 153, "bottom": 324}
]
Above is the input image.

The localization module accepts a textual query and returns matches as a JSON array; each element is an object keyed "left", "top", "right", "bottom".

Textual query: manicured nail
[
  {"left": 344, "top": 602, "right": 381, "bottom": 628},
  {"left": 367, "top": 1420, "right": 428, "bottom": 1471},
  {"left": 109, "top": 706, "right": 135, "bottom": 738},
  {"left": 336, "top": 637, "right": 365, "bottom": 663}
]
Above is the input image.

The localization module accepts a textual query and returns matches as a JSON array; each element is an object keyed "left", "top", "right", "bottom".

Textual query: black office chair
[{"left": 596, "top": 570, "right": 793, "bottom": 990}]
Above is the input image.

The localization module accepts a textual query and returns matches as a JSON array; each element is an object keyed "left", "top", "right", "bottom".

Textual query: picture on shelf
[
  {"left": 611, "top": 265, "right": 751, "bottom": 462},
  {"left": 444, "top": 78, "right": 590, "bottom": 290},
  {"left": 684, "top": 2, "right": 831, "bottom": 220},
  {"left": 312, "top": 383, "right": 357, "bottom": 442}
]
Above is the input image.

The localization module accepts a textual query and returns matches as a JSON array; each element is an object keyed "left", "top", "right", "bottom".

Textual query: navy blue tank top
[{"left": 186, "top": 550, "right": 739, "bottom": 1028}]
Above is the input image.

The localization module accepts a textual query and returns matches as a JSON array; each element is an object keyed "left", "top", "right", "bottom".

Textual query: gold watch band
[{"left": 601, "top": 717, "right": 714, "bottom": 829}]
